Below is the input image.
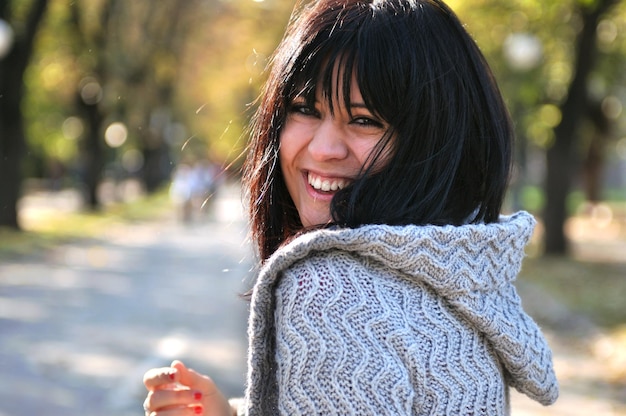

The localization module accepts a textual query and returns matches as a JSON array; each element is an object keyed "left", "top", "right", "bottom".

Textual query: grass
[
  {"left": 0, "top": 187, "right": 172, "bottom": 260},
  {"left": 519, "top": 256, "right": 626, "bottom": 330}
]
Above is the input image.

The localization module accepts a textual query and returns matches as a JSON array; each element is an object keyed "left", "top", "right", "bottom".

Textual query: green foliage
[
  {"left": 520, "top": 185, "right": 546, "bottom": 212},
  {"left": 173, "top": 1, "right": 293, "bottom": 165},
  {"left": 23, "top": 0, "right": 82, "bottom": 168},
  {"left": 454, "top": 0, "right": 625, "bottom": 158},
  {"left": 18, "top": 0, "right": 626, "bottom": 189},
  {"left": 19, "top": 0, "right": 296, "bottom": 180},
  {"left": 567, "top": 190, "right": 587, "bottom": 214}
]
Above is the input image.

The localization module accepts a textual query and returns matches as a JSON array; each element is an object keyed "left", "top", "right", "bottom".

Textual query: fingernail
[
  {"left": 193, "top": 391, "right": 202, "bottom": 401},
  {"left": 194, "top": 406, "right": 203, "bottom": 414}
]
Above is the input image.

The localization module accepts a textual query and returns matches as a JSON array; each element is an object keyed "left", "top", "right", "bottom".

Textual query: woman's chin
[{"left": 299, "top": 212, "right": 332, "bottom": 228}]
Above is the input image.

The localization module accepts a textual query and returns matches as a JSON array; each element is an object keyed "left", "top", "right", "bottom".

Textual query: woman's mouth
[{"left": 307, "top": 172, "right": 349, "bottom": 193}]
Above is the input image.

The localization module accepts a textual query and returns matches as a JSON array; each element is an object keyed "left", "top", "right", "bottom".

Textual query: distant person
[
  {"left": 143, "top": 0, "right": 559, "bottom": 414},
  {"left": 194, "top": 158, "right": 223, "bottom": 217},
  {"left": 169, "top": 163, "right": 195, "bottom": 223}
]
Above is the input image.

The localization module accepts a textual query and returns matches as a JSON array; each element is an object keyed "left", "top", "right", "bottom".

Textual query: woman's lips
[
  {"left": 304, "top": 171, "right": 351, "bottom": 200},
  {"left": 307, "top": 172, "right": 348, "bottom": 192}
]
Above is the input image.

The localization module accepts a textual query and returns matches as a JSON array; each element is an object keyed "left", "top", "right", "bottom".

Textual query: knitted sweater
[{"left": 242, "top": 211, "right": 559, "bottom": 415}]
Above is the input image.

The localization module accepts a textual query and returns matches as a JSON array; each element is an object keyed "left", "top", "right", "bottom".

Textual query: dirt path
[{"left": 511, "top": 275, "right": 626, "bottom": 415}]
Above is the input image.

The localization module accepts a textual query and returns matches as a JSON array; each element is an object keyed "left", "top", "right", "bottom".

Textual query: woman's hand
[{"left": 143, "top": 360, "right": 233, "bottom": 416}]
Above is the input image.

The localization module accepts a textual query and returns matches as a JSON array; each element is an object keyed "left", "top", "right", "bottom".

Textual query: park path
[
  {"left": 0, "top": 184, "right": 252, "bottom": 416},
  {"left": 0, "top": 183, "right": 625, "bottom": 415}
]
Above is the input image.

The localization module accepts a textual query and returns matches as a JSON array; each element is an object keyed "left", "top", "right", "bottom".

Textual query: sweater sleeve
[{"left": 273, "top": 252, "right": 418, "bottom": 415}]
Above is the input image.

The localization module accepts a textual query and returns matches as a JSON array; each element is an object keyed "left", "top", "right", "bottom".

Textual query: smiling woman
[
  {"left": 142, "top": 0, "right": 559, "bottom": 415},
  {"left": 280, "top": 72, "right": 391, "bottom": 227},
  {"left": 244, "top": 0, "right": 518, "bottom": 260}
]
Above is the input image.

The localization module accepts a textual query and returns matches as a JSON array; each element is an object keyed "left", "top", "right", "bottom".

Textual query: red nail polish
[
  {"left": 193, "top": 391, "right": 202, "bottom": 400},
  {"left": 194, "top": 406, "right": 203, "bottom": 415}
]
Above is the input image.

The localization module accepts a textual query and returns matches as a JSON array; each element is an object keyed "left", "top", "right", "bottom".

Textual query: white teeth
[{"left": 308, "top": 173, "right": 347, "bottom": 192}]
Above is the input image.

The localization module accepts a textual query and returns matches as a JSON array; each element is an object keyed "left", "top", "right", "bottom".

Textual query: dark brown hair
[{"left": 242, "top": 0, "right": 514, "bottom": 261}]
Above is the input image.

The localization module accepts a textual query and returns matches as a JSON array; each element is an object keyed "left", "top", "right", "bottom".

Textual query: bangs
[
  {"left": 282, "top": 5, "right": 390, "bottom": 121},
  {"left": 287, "top": 44, "right": 361, "bottom": 118}
]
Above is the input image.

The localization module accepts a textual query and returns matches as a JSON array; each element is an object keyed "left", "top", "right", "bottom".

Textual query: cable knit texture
[{"left": 242, "top": 211, "right": 559, "bottom": 415}]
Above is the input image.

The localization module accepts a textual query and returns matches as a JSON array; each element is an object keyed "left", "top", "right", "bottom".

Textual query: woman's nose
[{"left": 308, "top": 118, "right": 348, "bottom": 162}]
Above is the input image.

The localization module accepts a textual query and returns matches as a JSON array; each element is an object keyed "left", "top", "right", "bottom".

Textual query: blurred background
[{"left": 0, "top": 0, "right": 625, "bottom": 415}]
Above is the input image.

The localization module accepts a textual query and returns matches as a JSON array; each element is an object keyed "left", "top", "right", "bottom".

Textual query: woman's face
[{"left": 279, "top": 74, "right": 390, "bottom": 228}]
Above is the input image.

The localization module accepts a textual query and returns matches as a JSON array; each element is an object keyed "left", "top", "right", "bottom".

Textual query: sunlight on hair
[{"left": 195, "top": 103, "right": 208, "bottom": 114}]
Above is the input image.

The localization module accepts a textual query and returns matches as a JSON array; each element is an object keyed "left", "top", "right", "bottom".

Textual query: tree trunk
[
  {"left": 0, "top": 0, "right": 49, "bottom": 230},
  {"left": 142, "top": 143, "right": 171, "bottom": 193},
  {"left": 76, "top": 91, "right": 105, "bottom": 209},
  {"left": 583, "top": 101, "right": 611, "bottom": 203},
  {"left": 0, "top": 43, "right": 24, "bottom": 229},
  {"left": 140, "top": 105, "right": 173, "bottom": 193},
  {"left": 0, "top": 102, "right": 24, "bottom": 229},
  {"left": 543, "top": 0, "right": 618, "bottom": 255},
  {"left": 69, "top": 0, "right": 116, "bottom": 211}
]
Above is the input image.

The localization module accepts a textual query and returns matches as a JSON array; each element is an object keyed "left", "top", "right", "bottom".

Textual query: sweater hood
[{"left": 254, "top": 211, "right": 558, "bottom": 405}]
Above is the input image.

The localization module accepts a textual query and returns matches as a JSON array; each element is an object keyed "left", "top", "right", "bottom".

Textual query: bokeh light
[
  {"left": 79, "top": 77, "right": 103, "bottom": 105},
  {"left": 121, "top": 149, "right": 144, "bottom": 173},
  {"left": 62, "top": 117, "right": 84, "bottom": 140},
  {"left": 503, "top": 33, "right": 543, "bottom": 71},
  {"left": 0, "top": 19, "right": 14, "bottom": 59},
  {"left": 104, "top": 122, "right": 128, "bottom": 148},
  {"left": 602, "top": 96, "right": 623, "bottom": 120}
]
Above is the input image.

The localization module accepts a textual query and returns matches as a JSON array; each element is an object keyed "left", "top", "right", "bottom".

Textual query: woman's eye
[
  {"left": 351, "top": 116, "right": 384, "bottom": 128},
  {"left": 289, "top": 104, "right": 318, "bottom": 117}
]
